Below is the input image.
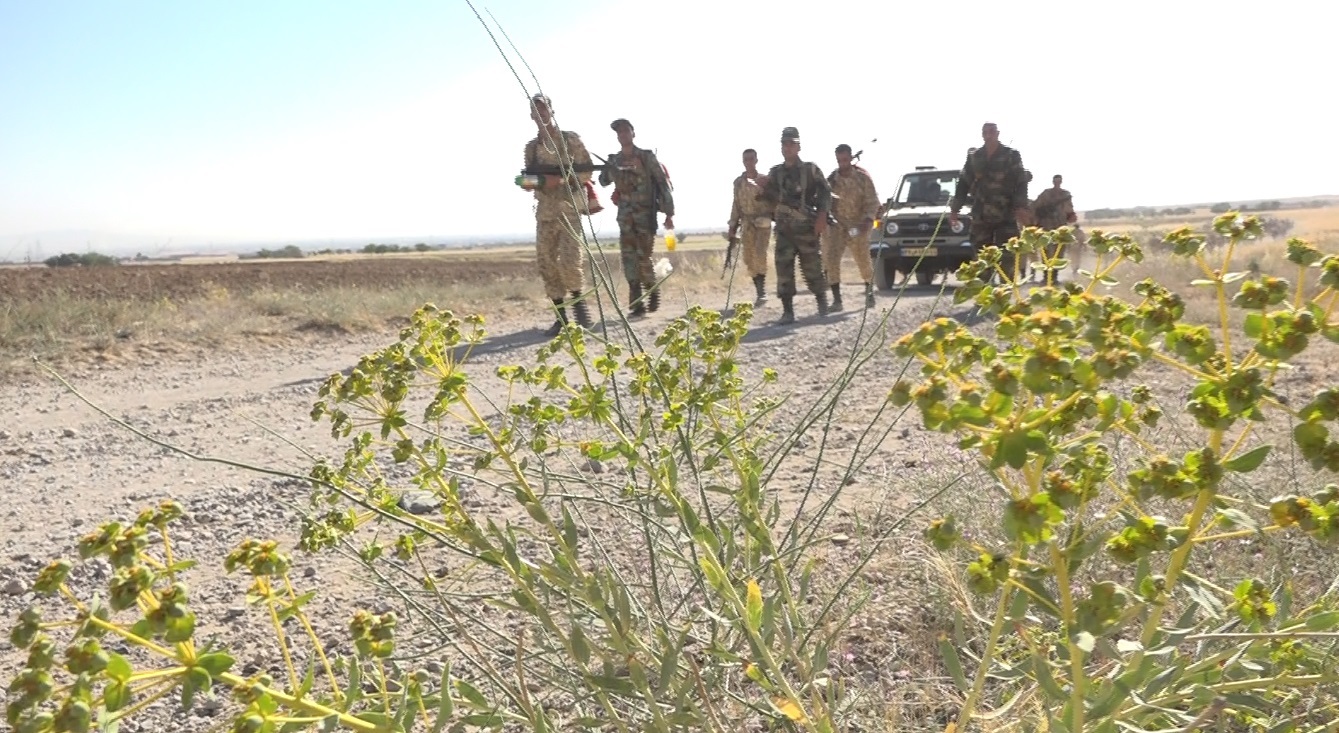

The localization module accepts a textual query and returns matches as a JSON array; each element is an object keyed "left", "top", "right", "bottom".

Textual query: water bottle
[
  {"left": 515, "top": 174, "right": 542, "bottom": 190},
  {"left": 664, "top": 228, "right": 677, "bottom": 251}
]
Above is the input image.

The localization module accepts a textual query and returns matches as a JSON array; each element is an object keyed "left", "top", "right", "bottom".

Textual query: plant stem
[
  {"left": 958, "top": 580, "right": 1018, "bottom": 730},
  {"left": 1125, "top": 431, "right": 1223, "bottom": 679},
  {"left": 1052, "top": 541, "right": 1084, "bottom": 732}
]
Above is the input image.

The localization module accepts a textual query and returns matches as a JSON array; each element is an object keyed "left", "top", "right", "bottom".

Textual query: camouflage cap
[
  {"left": 781, "top": 126, "right": 800, "bottom": 143},
  {"left": 610, "top": 118, "right": 633, "bottom": 131}
]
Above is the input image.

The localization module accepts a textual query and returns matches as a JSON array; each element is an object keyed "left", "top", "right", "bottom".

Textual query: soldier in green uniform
[
  {"left": 948, "top": 122, "right": 1031, "bottom": 282},
  {"left": 756, "top": 126, "right": 831, "bottom": 325},
  {"left": 598, "top": 118, "right": 674, "bottom": 317}
]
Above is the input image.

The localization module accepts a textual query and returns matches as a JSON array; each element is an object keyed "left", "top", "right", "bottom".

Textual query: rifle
[
  {"left": 516, "top": 153, "right": 616, "bottom": 190},
  {"left": 721, "top": 233, "right": 739, "bottom": 278}
]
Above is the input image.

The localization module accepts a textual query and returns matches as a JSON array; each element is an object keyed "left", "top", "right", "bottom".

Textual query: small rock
[
  {"left": 830, "top": 533, "right": 851, "bottom": 547},
  {"left": 3, "top": 578, "right": 26, "bottom": 596},
  {"left": 0, "top": 430, "right": 11, "bottom": 440},
  {"left": 586, "top": 459, "right": 604, "bottom": 474},
  {"left": 62, "top": 428, "right": 77, "bottom": 438},
  {"left": 398, "top": 491, "right": 441, "bottom": 515}
]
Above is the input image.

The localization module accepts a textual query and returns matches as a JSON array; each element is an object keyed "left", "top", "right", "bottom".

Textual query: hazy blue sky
[{"left": 0, "top": 0, "right": 1329, "bottom": 256}]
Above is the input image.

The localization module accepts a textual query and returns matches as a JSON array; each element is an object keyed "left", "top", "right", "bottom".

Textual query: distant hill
[{"left": 1084, "top": 195, "right": 1337, "bottom": 221}]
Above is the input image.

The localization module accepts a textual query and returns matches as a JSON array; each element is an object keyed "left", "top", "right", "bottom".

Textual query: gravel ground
[
  {"left": 8, "top": 277, "right": 1333, "bottom": 731},
  {"left": 1, "top": 285, "right": 981, "bottom": 730}
]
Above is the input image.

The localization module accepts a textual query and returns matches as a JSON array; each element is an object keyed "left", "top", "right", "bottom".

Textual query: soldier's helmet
[{"left": 781, "top": 127, "right": 800, "bottom": 143}]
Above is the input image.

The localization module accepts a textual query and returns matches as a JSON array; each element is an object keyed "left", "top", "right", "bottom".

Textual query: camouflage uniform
[
  {"left": 951, "top": 143, "right": 1029, "bottom": 282},
  {"left": 758, "top": 127, "right": 831, "bottom": 324},
  {"left": 1032, "top": 186, "right": 1075, "bottom": 229},
  {"left": 823, "top": 164, "right": 880, "bottom": 310},
  {"left": 728, "top": 172, "right": 774, "bottom": 301},
  {"left": 526, "top": 125, "right": 594, "bottom": 329},
  {"left": 1031, "top": 184, "right": 1077, "bottom": 282},
  {"left": 598, "top": 144, "right": 673, "bottom": 312}
]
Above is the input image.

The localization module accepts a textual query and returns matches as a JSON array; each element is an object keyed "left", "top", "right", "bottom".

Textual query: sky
[{"left": 0, "top": 0, "right": 1331, "bottom": 258}]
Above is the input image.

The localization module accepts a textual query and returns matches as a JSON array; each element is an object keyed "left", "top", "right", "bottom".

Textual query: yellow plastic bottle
[{"left": 664, "top": 228, "right": 677, "bottom": 251}]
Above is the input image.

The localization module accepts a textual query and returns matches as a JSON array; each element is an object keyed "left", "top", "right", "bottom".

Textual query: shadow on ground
[{"left": 288, "top": 282, "right": 984, "bottom": 386}]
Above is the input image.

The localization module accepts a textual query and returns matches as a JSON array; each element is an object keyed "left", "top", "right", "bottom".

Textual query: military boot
[
  {"left": 545, "top": 299, "right": 569, "bottom": 337},
  {"left": 864, "top": 281, "right": 876, "bottom": 309},
  {"left": 648, "top": 285, "right": 661, "bottom": 313},
  {"left": 829, "top": 283, "right": 843, "bottom": 312},
  {"left": 628, "top": 281, "right": 646, "bottom": 318},
  {"left": 570, "top": 291, "right": 593, "bottom": 329},
  {"left": 777, "top": 295, "right": 796, "bottom": 325},
  {"left": 753, "top": 274, "right": 768, "bottom": 306},
  {"left": 816, "top": 289, "right": 830, "bottom": 317}
]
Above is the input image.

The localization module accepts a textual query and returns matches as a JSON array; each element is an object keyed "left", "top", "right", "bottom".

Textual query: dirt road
[{"left": 1, "top": 286, "right": 974, "bottom": 729}]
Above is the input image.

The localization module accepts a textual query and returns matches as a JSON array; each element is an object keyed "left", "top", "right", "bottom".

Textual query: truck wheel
[
  {"left": 874, "top": 258, "right": 893, "bottom": 291},
  {"left": 915, "top": 270, "right": 936, "bottom": 287}
]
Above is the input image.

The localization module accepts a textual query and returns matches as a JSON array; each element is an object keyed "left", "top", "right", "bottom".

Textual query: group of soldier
[{"left": 521, "top": 94, "right": 1077, "bottom": 334}]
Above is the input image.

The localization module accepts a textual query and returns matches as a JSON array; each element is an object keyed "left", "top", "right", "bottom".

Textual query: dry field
[
  {"left": 3, "top": 205, "right": 1339, "bottom": 730},
  {"left": 0, "top": 236, "right": 733, "bottom": 377}
]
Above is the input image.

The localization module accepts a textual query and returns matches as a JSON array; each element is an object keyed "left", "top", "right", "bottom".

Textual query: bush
[
  {"left": 256, "top": 245, "right": 305, "bottom": 259},
  {"left": 8, "top": 213, "right": 1339, "bottom": 732},
  {"left": 895, "top": 215, "right": 1339, "bottom": 730},
  {"left": 43, "top": 252, "right": 118, "bottom": 268}
]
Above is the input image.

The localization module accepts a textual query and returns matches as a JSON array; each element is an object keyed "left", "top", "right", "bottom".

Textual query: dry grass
[{"left": 0, "top": 237, "right": 742, "bottom": 376}]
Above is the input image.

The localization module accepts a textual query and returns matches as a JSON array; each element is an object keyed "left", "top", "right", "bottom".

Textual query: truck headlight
[
  {"left": 949, "top": 219, "right": 965, "bottom": 234},
  {"left": 885, "top": 221, "right": 899, "bottom": 235}
]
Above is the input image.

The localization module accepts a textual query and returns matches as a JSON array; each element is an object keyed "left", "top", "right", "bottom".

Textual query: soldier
[
  {"left": 725, "top": 148, "right": 774, "bottom": 306},
  {"left": 598, "top": 118, "right": 674, "bottom": 317},
  {"left": 522, "top": 94, "right": 594, "bottom": 334},
  {"left": 949, "top": 122, "right": 1030, "bottom": 283},
  {"left": 756, "top": 126, "right": 831, "bottom": 324},
  {"left": 823, "top": 143, "right": 880, "bottom": 311},
  {"left": 1031, "top": 174, "right": 1078, "bottom": 282}
]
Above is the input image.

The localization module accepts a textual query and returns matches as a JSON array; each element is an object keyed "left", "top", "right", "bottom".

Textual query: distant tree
[
  {"left": 1209, "top": 202, "right": 1233, "bottom": 213},
  {"left": 45, "top": 252, "right": 118, "bottom": 268},
  {"left": 256, "top": 245, "right": 304, "bottom": 259}
]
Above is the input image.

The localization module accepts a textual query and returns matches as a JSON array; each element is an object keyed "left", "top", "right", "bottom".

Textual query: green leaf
[
  {"left": 455, "top": 679, "right": 490, "bottom": 710},
  {"left": 1030, "top": 649, "right": 1066, "bottom": 702},
  {"left": 1222, "top": 444, "right": 1271, "bottom": 473},
  {"left": 430, "top": 661, "right": 453, "bottom": 733},
  {"left": 343, "top": 660, "right": 363, "bottom": 709},
  {"left": 1217, "top": 508, "right": 1259, "bottom": 532},
  {"left": 105, "top": 652, "right": 133, "bottom": 683},
  {"left": 997, "top": 430, "right": 1031, "bottom": 470},
  {"left": 103, "top": 680, "right": 130, "bottom": 712},
  {"left": 938, "top": 636, "right": 970, "bottom": 693},
  {"left": 1304, "top": 610, "right": 1339, "bottom": 630},
  {"left": 585, "top": 674, "right": 637, "bottom": 696},
  {"left": 1244, "top": 312, "right": 1264, "bottom": 338},
  {"left": 569, "top": 625, "right": 591, "bottom": 666},
  {"left": 195, "top": 652, "right": 234, "bottom": 677}
]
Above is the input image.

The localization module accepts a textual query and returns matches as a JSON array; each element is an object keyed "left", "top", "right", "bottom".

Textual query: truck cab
[{"left": 868, "top": 166, "right": 975, "bottom": 288}]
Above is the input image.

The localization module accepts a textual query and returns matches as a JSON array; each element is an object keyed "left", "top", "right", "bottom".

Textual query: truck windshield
[{"left": 893, "top": 172, "right": 956, "bottom": 206}]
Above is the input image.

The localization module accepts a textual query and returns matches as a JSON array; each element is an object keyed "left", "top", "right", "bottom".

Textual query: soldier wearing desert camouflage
[
  {"left": 823, "top": 143, "right": 880, "bottom": 311},
  {"left": 726, "top": 148, "right": 774, "bottom": 306},
  {"left": 522, "top": 94, "right": 594, "bottom": 334}
]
